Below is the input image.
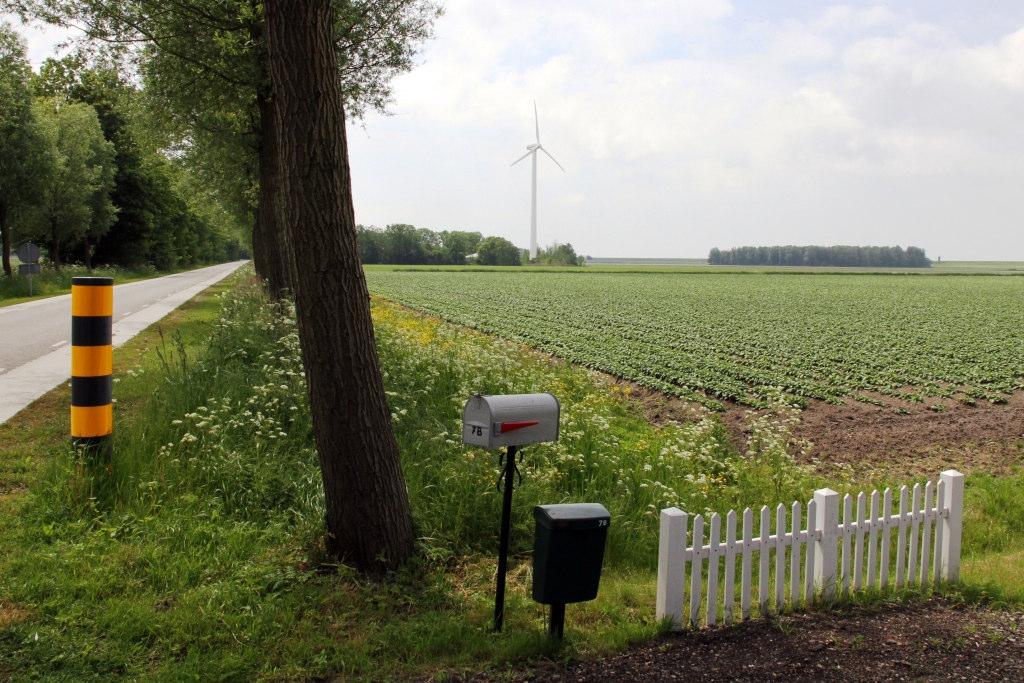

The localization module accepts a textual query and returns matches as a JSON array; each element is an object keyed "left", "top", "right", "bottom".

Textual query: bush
[
  {"left": 535, "top": 242, "right": 584, "bottom": 266},
  {"left": 476, "top": 236, "right": 521, "bottom": 266}
]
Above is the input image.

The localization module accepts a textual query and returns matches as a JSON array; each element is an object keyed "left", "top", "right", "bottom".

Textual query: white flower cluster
[{"left": 152, "top": 284, "right": 321, "bottom": 522}]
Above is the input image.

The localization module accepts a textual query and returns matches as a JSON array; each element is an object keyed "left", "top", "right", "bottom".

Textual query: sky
[{"left": 7, "top": 2, "right": 1024, "bottom": 260}]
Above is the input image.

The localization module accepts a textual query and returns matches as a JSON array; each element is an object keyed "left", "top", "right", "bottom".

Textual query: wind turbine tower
[{"left": 511, "top": 103, "right": 564, "bottom": 260}]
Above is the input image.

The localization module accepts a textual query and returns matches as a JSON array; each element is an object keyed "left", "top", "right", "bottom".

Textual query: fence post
[
  {"left": 938, "top": 470, "right": 965, "bottom": 582},
  {"left": 813, "top": 488, "right": 840, "bottom": 601},
  {"left": 656, "top": 507, "right": 686, "bottom": 630}
]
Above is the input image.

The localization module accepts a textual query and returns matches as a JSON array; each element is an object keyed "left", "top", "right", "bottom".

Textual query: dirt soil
[
  {"left": 612, "top": 377, "right": 1024, "bottom": 478},
  {"left": 467, "top": 599, "right": 1024, "bottom": 682},
  {"left": 789, "top": 393, "right": 1024, "bottom": 478}
]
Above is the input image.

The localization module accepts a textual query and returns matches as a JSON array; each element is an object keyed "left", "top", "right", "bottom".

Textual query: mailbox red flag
[{"left": 499, "top": 420, "right": 539, "bottom": 434}]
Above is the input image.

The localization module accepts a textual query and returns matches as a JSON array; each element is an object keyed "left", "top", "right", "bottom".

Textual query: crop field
[
  {"left": 365, "top": 270, "right": 1024, "bottom": 409},
  {"left": 364, "top": 260, "right": 1024, "bottom": 276}
]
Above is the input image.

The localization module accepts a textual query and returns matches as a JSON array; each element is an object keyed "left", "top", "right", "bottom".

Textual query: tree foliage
[
  {"left": 357, "top": 224, "right": 486, "bottom": 265},
  {"left": 709, "top": 245, "right": 931, "bottom": 268},
  {"left": 0, "top": 22, "right": 46, "bottom": 275},
  {"left": 6, "top": 0, "right": 440, "bottom": 293},
  {"left": 535, "top": 242, "right": 584, "bottom": 266},
  {"left": 476, "top": 236, "right": 522, "bottom": 266},
  {"left": 0, "top": 40, "right": 243, "bottom": 272},
  {"left": 27, "top": 97, "right": 116, "bottom": 269}
]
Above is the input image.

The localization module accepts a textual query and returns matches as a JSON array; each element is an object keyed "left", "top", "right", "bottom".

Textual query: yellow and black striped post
[{"left": 71, "top": 276, "right": 113, "bottom": 456}]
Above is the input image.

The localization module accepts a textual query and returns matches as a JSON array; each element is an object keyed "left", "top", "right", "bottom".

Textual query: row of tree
[
  {"left": 357, "top": 224, "right": 484, "bottom": 264},
  {"left": 0, "top": 28, "right": 245, "bottom": 275},
  {"left": 357, "top": 224, "right": 584, "bottom": 266},
  {"left": 708, "top": 245, "right": 931, "bottom": 268},
  {"left": 4, "top": 0, "right": 444, "bottom": 574}
]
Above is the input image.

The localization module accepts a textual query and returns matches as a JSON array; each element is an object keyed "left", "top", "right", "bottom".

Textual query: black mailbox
[{"left": 532, "top": 503, "right": 610, "bottom": 637}]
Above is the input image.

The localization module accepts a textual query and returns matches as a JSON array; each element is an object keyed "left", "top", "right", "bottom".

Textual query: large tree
[
  {"left": 32, "top": 55, "right": 240, "bottom": 269},
  {"left": 477, "top": 236, "right": 522, "bottom": 266},
  {"left": 266, "top": 0, "right": 414, "bottom": 571},
  {"left": 0, "top": 23, "right": 46, "bottom": 276},
  {"left": 29, "top": 97, "right": 116, "bottom": 270}
]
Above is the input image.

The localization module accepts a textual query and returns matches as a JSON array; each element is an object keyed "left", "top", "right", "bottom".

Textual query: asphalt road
[{"left": 0, "top": 261, "right": 246, "bottom": 424}]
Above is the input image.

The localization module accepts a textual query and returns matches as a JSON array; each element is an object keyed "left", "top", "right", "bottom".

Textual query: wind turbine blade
[
  {"left": 534, "top": 101, "right": 540, "bottom": 143},
  {"left": 539, "top": 146, "right": 565, "bottom": 172},
  {"left": 510, "top": 150, "right": 532, "bottom": 166}
]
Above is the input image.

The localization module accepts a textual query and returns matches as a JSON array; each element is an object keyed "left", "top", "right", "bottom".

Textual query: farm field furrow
[{"left": 365, "top": 270, "right": 1024, "bottom": 409}]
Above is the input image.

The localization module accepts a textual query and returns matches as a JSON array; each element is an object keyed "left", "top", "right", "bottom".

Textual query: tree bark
[
  {"left": 250, "top": 195, "right": 269, "bottom": 282},
  {"left": 254, "top": 90, "right": 295, "bottom": 297},
  {"left": 1, "top": 201, "right": 10, "bottom": 277},
  {"left": 265, "top": 0, "right": 415, "bottom": 572}
]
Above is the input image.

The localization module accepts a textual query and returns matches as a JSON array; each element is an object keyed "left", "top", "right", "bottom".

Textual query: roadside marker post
[{"left": 71, "top": 276, "right": 114, "bottom": 460}]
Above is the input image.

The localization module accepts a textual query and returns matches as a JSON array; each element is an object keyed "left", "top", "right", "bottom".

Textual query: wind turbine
[{"left": 511, "top": 102, "right": 564, "bottom": 260}]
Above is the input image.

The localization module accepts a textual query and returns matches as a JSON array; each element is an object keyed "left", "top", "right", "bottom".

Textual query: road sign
[
  {"left": 16, "top": 244, "right": 41, "bottom": 295},
  {"left": 16, "top": 242, "right": 40, "bottom": 263}
]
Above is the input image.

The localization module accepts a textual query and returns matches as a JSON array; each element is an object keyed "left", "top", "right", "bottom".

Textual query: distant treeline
[
  {"left": 357, "top": 224, "right": 584, "bottom": 266},
  {"left": 708, "top": 245, "right": 930, "bottom": 268}
]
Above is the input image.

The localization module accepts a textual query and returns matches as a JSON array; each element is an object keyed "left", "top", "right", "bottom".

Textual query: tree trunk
[
  {"left": 248, "top": 13, "right": 294, "bottom": 299},
  {"left": 50, "top": 218, "right": 61, "bottom": 272},
  {"left": 1, "top": 201, "right": 10, "bottom": 277},
  {"left": 265, "top": 0, "right": 415, "bottom": 572},
  {"left": 250, "top": 198, "right": 269, "bottom": 281},
  {"left": 255, "top": 90, "right": 295, "bottom": 297}
]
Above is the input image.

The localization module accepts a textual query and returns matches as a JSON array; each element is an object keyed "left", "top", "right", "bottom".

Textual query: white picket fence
[{"left": 656, "top": 469, "right": 964, "bottom": 630}]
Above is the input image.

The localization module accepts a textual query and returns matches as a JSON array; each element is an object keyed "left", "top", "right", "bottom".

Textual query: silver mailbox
[{"left": 462, "top": 393, "right": 560, "bottom": 449}]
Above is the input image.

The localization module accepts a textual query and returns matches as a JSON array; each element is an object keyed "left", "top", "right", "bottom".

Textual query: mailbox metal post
[
  {"left": 548, "top": 602, "right": 565, "bottom": 639},
  {"left": 462, "top": 393, "right": 560, "bottom": 633},
  {"left": 493, "top": 445, "right": 517, "bottom": 632}
]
